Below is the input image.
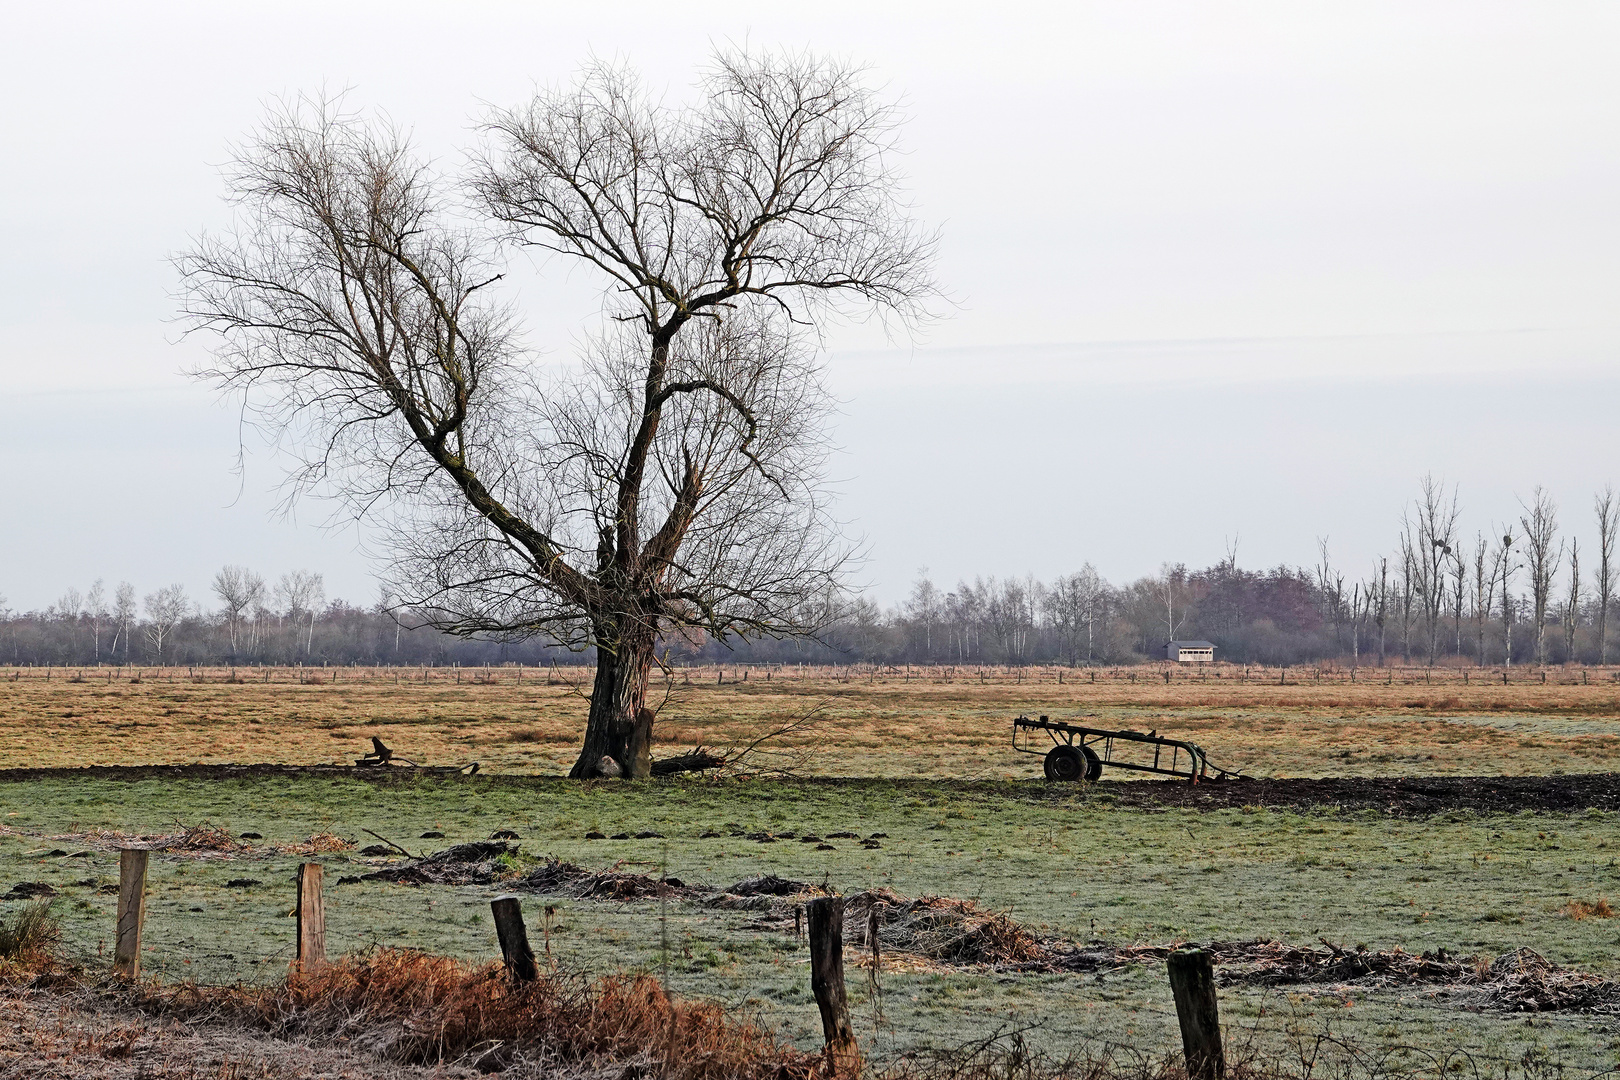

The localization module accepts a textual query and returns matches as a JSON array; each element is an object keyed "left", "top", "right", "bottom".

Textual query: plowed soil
[{"left": 2, "top": 763, "right": 1616, "bottom": 817}]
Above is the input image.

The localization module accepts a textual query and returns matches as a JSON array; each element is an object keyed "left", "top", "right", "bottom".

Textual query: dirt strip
[{"left": 2, "top": 766, "right": 1618, "bottom": 816}]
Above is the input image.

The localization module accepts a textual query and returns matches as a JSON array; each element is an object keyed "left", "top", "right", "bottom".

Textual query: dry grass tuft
[
  {"left": 148, "top": 947, "right": 817, "bottom": 1078},
  {"left": 274, "top": 831, "right": 354, "bottom": 855},
  {"left": 1560, "top": 897, "right": 1614, "bottom": 920},
  {"left": 0, "top": 900, "right": 60, "bottom": 968}
]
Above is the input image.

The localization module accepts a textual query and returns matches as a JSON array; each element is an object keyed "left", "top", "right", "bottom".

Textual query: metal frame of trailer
[{"left": 1013, "top": 714, "right": 1247, "bottom": 783}]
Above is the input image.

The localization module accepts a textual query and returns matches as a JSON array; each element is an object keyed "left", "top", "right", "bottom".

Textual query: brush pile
[
  {"left": 351, "top": 841, "right": 519, "bottom": 886},
  {"left": 717, "top": 885, "right": 1045, "bottom": 966},
  {"left": 356, "top": 848, "right": 698, "bottom": 899},
  {"left": 519, "top": 859, "right": 697, "bottom": 900},
  {"left": 1027, "top": 939, "right": 1620, "bottom": 1013},
  {"left": 1472, "top": 948, "right": 1620, "bottom": 1012},
  {"left": 847, "top": 888, "right": 1047, "bottom": 965},
  {"left": 1205, "top": 938, "right": 1474, "bottom": 987}
]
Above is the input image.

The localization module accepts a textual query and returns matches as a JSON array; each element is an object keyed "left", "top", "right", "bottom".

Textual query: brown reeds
[
  {"left": 147, "top": 947, "right": 818, "bottom": 1078},
  {"left": 1560, "top": 897, "right": 1615, "bottom": 920},
  {"left": 0, "top": 900, "right": 59, "bottom": 969}
]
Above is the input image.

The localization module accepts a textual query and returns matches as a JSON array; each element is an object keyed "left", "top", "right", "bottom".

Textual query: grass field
[
  {"left": 4, "top": 665, "right": 1620, "bottom": 778},
  {"left": 3, "top": 667, "right": 1620, "bottom": 1073}
]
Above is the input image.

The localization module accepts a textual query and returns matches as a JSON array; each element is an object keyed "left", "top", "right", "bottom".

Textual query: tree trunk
[{"left": 569, "top": 620, "right": 655, "bottom": 779}]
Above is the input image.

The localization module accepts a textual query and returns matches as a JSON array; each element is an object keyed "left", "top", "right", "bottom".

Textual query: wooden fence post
[
  {"left": 490, "top": 895, "right": 538, "bottom": 982},
  {"left": 1167, "top": 948, "right": 1224, "bottom": 1080},
  {"left": 296, "top": 863, "right": 326, "bottom": 970},
  {"left": 807, "top": 896, "right": 860, "bottom": 1077},
  {"left": 113, "top": 849, "right": 148, "bottom": 979}
]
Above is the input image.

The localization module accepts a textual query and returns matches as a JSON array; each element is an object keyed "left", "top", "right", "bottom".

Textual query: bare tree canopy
[
  {"left": 178, "top": 50, "right": 938, "bottom": 779},
  {"left": 1519, "top": 486, "right": 1562, "bottom": 668}
]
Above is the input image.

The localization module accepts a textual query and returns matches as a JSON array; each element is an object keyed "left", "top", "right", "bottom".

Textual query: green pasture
[{"left": 2, "top": 776, "right": 1618, "bottom": 1071}]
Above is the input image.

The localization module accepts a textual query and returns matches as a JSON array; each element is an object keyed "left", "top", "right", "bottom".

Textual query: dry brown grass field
[{"left": 3, "top": 663, "right": 1619, "bottom": 777}]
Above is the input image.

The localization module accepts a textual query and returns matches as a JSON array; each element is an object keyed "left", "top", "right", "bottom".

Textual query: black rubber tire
[
  {"left": 1081, "top": 746, "right": 1103, "bottom": 782},
  {"left": 1044, "top": 745, "right": 1086, "bottom": 782}
]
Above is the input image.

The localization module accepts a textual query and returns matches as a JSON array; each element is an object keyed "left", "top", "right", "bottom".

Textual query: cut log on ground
[{"left": 650, "top": 748, "right": 726, "bottom": 776}]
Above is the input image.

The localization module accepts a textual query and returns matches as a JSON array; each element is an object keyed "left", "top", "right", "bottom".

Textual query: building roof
[{"left": 1168, "top": 640, "right": 1216, "bottom": 649}]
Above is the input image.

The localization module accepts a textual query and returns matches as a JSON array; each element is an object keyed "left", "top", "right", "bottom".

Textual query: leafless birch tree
[
  {"left": 86, "top": 580, "right": 108, "bottom": 664},
  {"left": 275, "top": 571, "right": 325, "bottom": 657},
  {"left": 212, "top": 566, "right": 265, "bottom": 663},
  {"left": 180, "top": 51, "right": 936, "bottom": 778},
  {"left": 110, "top": 582, "right": 136, "bottom": 663},
  {"left": 143, "top": 584, "right": 190, "bottom": 664}
]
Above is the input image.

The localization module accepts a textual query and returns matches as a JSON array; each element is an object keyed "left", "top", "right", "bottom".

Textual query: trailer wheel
[
  {"left": 1081, "top": 746, "right": 1103, "bottom": 782},
  {"left": 1044, "top": 745, "right": 1086, "bottom": 782}
]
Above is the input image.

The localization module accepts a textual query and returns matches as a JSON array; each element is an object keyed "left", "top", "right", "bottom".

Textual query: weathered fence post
[
  {"left": 491, "top": 895, "right": 539, "bottom": 982},
  {"left": 1167, "top": 948, "right": 1224, "bottom": 1080},
  {"left": 807, "top": 896, "right": 860, "bottom": 1077},
  {"left": 113, "top": 849, "right": 148, "bottom": 979},
  {"left": 296, "top": 863, "right": 326, "bottom": 970}
]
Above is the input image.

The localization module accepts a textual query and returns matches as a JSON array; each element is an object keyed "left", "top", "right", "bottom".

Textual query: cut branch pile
[
  {"left": 519, "top": 859, "right": 698, "bottom": 901},
  {"left": 349, "top": 842, "right": 520, "bottom": 886},
  {"left": 847, "top": 888, "right": 1047, "bottom": 966},
  {"left": 1472, "top": 947, "right": 1620, "bottom": 1012}
]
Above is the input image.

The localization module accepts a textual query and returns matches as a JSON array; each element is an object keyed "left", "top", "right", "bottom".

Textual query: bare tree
[
  {"left": 1371, "top": 557, "right": 1389, "bottom": 666},
  {"left": 1471, "top": 534, "right": 1495, "bottom": 667},
  {"left": 1563, "top": 538, "right": 1581, "bottom": 664},
  {"left": 180, "top": 53, "right": 936, "bottom": 779},
  {"left": 1595, "top": 487, "right": 1619, "bottom": 664},
  {"left": 212, "top": 566, "right": 265, "bottom": 663},
  {"left": 904, "top": 570, "right": 942, "bottom": 662},
  {"left": 275, "top": 570, "right": 325, "bottom": 657},
  {"left": 55, "top": 588, "right": 83, "bottom": 653},
  {"left": 1045, "top": 565, "right": 1105, "bottom": 666},
  {"left": 1157, "top": 563, "right": 1190, "bottom": 645},
  {"left": 110, "top": 582, "right": 137, "bottom": 663},
  {"left": 1450, "top": 541, "right": 1467, "bottom": 659},
  {"left": 86, "top": 580, "right": 108, "bottom": 664},
  {"left": 143, "top": 584, "right": 190, "bottom": 664},
  {"left": 1315, "top": 538, "right": 1345, "bottom": 649},
  {"left": 1347, "top": 581, "right": 1370, "bottom": 668},
  {"left": 1398, "top": 536, "right": 1416, "bottom": 662},
  {"left": 1405, "top": 476, "right": 1460, "bottom": 664},
  {"left": 1492, "top": 529, "right": 1517, "bottom": 667},
  {"left": 1519, "top": 487, "right": 1562, "bottom": 668}
]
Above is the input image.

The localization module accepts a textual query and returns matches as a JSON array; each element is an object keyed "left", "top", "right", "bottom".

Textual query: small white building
[{"left": 1166, "top": 640, "right": 1215, "bottom": 663}]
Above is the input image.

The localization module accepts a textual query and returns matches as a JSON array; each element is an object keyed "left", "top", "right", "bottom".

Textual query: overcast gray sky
[{"left": 3, "top": 2, "right": 1618, "bottom": 611}]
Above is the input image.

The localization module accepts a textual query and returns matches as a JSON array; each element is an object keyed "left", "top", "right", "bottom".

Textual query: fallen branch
[
  {"left": 651, "top": 748, "right": 726, "bottom": 776},
  {"left": 360, "top": 828, "right": 414, "bottom": 859}
]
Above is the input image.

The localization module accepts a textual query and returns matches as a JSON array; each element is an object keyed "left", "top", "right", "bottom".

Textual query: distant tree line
[
  {"left": 0, "top": 569, "right": 581, "bottom": 668},
  {"left": 5, "top": 479, "right": 1616, "bottom": 669}
]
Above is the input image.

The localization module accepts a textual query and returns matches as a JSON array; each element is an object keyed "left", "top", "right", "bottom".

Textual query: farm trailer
[{"left": 1013, "top": 714, "right": 1247, "bottom": 783}]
